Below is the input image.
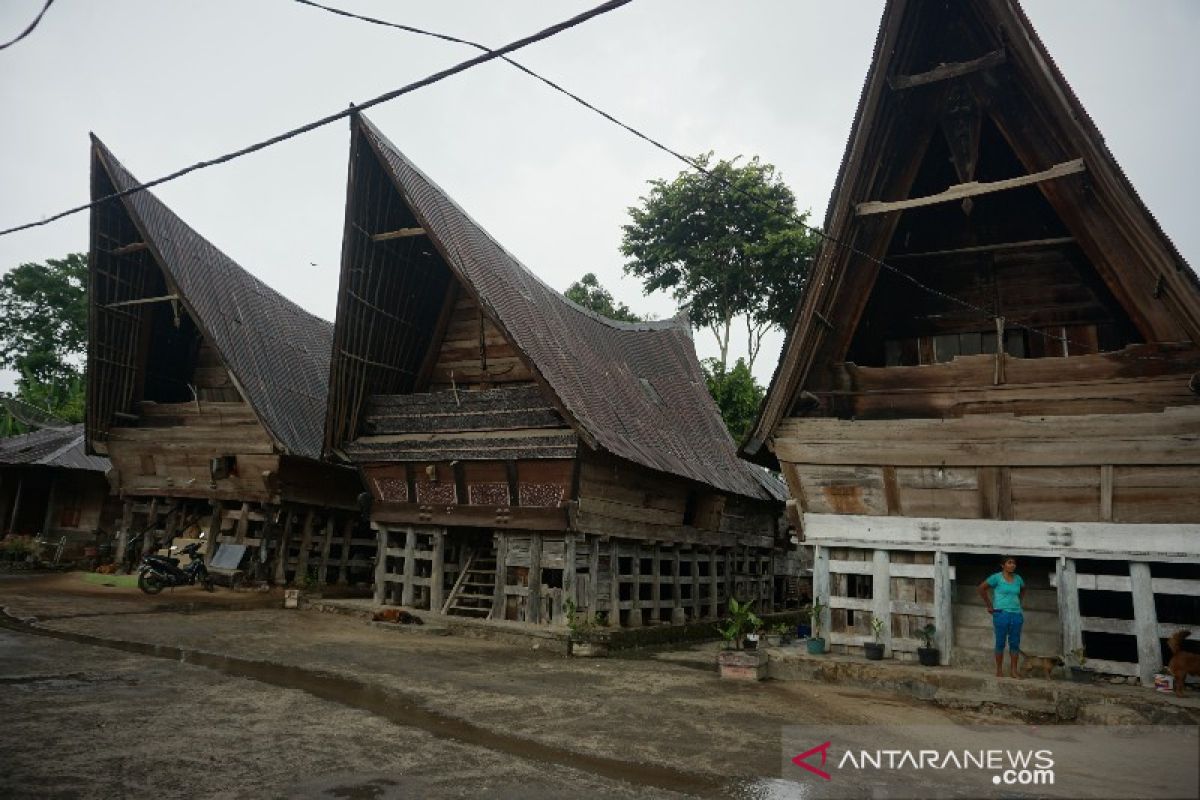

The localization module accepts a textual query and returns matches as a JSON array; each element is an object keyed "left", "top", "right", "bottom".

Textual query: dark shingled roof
[
  {"left": 93, "top": 139, "right": 334, "bottom": 460},
  {"left": 357, "top": 114, "right": 770, "bottom": 500},
  {"left": 0, "top": 425, "right": 110, "bottom": 472}
]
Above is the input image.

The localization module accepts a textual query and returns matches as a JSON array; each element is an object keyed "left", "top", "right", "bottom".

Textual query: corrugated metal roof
[
  {"left": 357, "top": 115, "right": 769, "bottom": 500},
  {"left": 92, "top": 139, "right": 333, "bottom": 460},
  {"left": 0, "top": 424, "right": 110, "bottom": 471}
]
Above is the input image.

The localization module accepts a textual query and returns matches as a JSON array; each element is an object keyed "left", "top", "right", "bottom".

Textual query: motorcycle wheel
[{"left": 138, "top": 571, "right": 165, "bottom": 595}]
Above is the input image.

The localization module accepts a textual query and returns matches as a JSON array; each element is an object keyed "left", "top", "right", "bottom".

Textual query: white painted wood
[
  {"left": 1085, "top": 658, "right": 1140, "bottom": 678},
  {"left": 933, "top": 551, "right": 953, "bottom": 665},
  {"left": 805, "top": 514, "right": 1200, "bottom": 562},
  {"left": 830, "top": 632, "right": 923, "bottom": 651},
  {"left": 1050, "top": 573, "right": 1200, "bottom": 595},
  {"left": 872, "top": 549, "right": 892, "bottom": 656},
  {"left": 829, "top": 596, "right": 872, "bottom": 611},
  {"left": 1080, "top": 616, "right": 1135, "bottom": 635},
  {"left": 830, "top": 559, "right": 957, "bottom": 579},
  {"left": 812, "top": 544, "right": 831, "bottom": 638},
  {"left": 1055, "top": 557, "right": 1083, "bottom": 658},
  {"left": 1129, "top": 562, "right": 1161, "bottom": 686},
  {"left": 856, "top": 159, "right": 1085, "bottom": 216}
]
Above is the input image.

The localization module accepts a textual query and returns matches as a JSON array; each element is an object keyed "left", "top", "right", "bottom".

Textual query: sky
[{"left": 2, "top": 0, "right": 1198, "bottom": 394}]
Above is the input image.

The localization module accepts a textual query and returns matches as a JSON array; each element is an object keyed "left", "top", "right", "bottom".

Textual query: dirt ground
[{"left": 0, "top": 574, "right": 1022, "bottom": 799}]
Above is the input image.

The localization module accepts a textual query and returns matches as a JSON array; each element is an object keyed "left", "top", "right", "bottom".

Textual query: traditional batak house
[
  {"left": 86, "top": 138, "right": 368, "bottom": 585},
  {"left": 0, "top": 424, "right": 118, "bottom": 557},
  {"left": 743, "top": 0, "right": 1200, "bottom": 681},
  {"left": 325, "top": 113, "right": 787, "bottom": 628}
]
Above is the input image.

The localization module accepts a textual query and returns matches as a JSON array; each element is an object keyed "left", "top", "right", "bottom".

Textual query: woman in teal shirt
[{"left": 977, "top": 556, "right": 1025, "bottom": 678}]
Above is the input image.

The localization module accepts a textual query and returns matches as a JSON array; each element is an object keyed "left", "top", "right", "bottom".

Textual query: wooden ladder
[{"left": 441, "top": 548, "right": 498, "bottom": 617}]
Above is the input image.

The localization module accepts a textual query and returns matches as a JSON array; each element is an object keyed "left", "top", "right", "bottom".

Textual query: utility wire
[
  {"left": 0, "top": 0, "right": 631, "bottom": 238},
  {"left": 293, "top": 0, "right": 1147, "bottom": 360},
  {"left": 0, "top": 0, "right": 55, "bottom": 51}
]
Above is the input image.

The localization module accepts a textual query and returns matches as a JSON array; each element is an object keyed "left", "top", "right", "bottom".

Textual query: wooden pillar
[
  {"left": 689, "top": 548, "right": 701, "bottom": 621},
  {"left": 560, "top": 533, "right": 576, "bottom": 627},
  {"left": 294, "top": 510, "right": 316, "bottom": 584},
  {"left": 933, "top": 550, "right": 953, "bottom": 665},
  {"left": 813, "top": 544, "right": 831, "bottom": 639},
  {"left": 626, "top": 541, "right": 642, "bottom": 628},
  {"left": 650, "top": 543, "right": 662, "bottom": 625},
  {"left": 429, "top": 528, "right": 445, "bottom": 612},
  {"left": 526, "top": 533, "right": 543, "bottom": 624},
  {"left": 586, "top": 535, "right": 600, "bottom": 622},
  {"left": 233, "top": 501, "right": 250, "bottom": 544},
  {"left": 373, "top": 525, "right": 388, "bottom": 605},
  {"left": 608, "top": 541, "right": 621, "bottom": 627},
  {"left": 708, "top": 546, "right": 719, "bottom": 619},
  {"left": 142, "top": 498, "right": 159, "bottom": 557},
  {"left": 489, "top": 533, "right": 508, "bottom": 620},
  {"left": 115, "top": 499, "right": 133, "bottom": 565},
  {"left": 1130, "top": 561, "right": 1160, "bottom": 686},
  {"left": 724, "top": 548, "right": 734, "bottom": 608},
  {"left": 401, "top": 525, "right": 416, "bottom": 607},
  {"left": 872, "top": 549, "right": 892, "bottom": 656},
  {"left": 40, "top": 474, "right": 58, "bottom": 537},
  {"left": 336, "top": 517, "right": 354, "bottom": 585},
  {"left": 670, "top": 546, "right": 685, "bottom": 624},
  {"left": 206, "top": 500, "right": 221, "bottom": 557},
  {"left": 1055, "top": 556, "right": 1083, "bottom": 658},
  {"left": 273, "top": 510, "right": 294, "bottom": 585},
  {"left": 8, "top": 475, "right": 24, "bottom": 532},
  {"left": 317, "top": 516, "right": 335, "bottom": 586},
  {"left": 256, "top": 504, "right": 276, "bottom": 574}
]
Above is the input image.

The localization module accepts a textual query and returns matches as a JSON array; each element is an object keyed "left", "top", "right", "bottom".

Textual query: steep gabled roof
[
  {"left": 745, "top": 0, "right": 1200, "bottom": 459},
  {"left": 0, "top": 425, "right": 110, "bottom": 472},
  {"left": 89, "top": 138, "right": 333, "bottom": 460},
  {"left": 348, "top": 114, "right": 768, "bottom": 500}
]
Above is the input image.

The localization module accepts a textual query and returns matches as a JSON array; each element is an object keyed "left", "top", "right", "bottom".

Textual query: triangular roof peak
[
  {"left": 86, "top": 137, "right": 334, "bottom": 459},
  {"left": 746, "top": 0, "right": 1200, "bottom": 458}
]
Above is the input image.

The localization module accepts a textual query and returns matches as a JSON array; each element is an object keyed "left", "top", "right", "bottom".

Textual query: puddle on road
[{"left": 0, "top": 610, "right": 786, "bottom": 798}]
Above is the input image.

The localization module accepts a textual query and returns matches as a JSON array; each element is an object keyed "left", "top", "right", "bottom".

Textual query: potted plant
[
  {"left": 806, "top": 598, "right": 827, "bottom": 655},
  {"left": 774, "top": 623, "right": 795, "bottom": 646},
  {"left": 917, "top": 623, "right": 940, "bottom": 666},
  {"left": 566, "top": 600, "right": 609, "bottom": 658},
  {"left": 864, "top": 616, "right": 885, "bottom": 660},
  {"left": 717, "top": 598, "right": 766, "bottom": 680},
  {"left": 1065, "top": 647, "right": 1092, "bottom": 683}
]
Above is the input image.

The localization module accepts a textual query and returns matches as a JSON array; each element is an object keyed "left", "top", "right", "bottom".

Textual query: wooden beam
[
  {"left": 887, "top": 236, "right": 1075, "bottom": 260},
  {"left": 933, "top": 551, "right": 953, "bottom": 665},
  {"left": 373, "top": 526, "right": 388, "bottom": 605},
  {"left": 111, "top": 241, "right": 148, "bottom": 255},
  {"left": 489, "top": 533, "right": 508, "bottom": 620},
  {"left": 430, "top": 528, "right": 445, "bottom": 611},
  {"left": 526, "top": 532, "right": 543, "bottom": 624},
  {"left": 560, "top": 532, "right": 576, "bottom": 627},
  {"left": 1129, "top": 562, "right": 1160, "bottom": 686},
  {"left": 1055, "top": 556, "right": 1083, "bottom": 660},
  {"left": 812, "top": 545, "right": 831, "bottom": 640},
  {"left": 372, "top": 227, "right": 426, "bottom": 242},
  {"left": 104, "top": 293, "right": 180, "bottom": 309},
  {"left": 889, "top": 49, "right": 1007, "bottom": 90},
  {"left": 871, "top": 549, "right": 892, "bottom": 656},
  {"left": 401, "top": 525, "right": 416, "bottom": 606},
  {"left": 856, "top": 159, "right": 1085, "bottom": 216}
]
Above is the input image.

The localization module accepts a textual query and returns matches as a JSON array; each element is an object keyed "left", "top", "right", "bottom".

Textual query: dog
[
  {"left": 1019, "top": 650, "right": 1063, "bottom": 680},
  {"left": 1168, "top": 630, "right": 1200, "bottom": 696},
  {"left": 371, "top": 608, "right": 424, "bottom": 625}
]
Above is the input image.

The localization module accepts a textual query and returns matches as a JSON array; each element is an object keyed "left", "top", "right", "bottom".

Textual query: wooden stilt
[
  {"left": 233, "top": 501, "right": 249, "bottom": 544},
  {"left": 933, "top": 551, "right": 953, "bottom": 665},
  {"left": 813, "top": 545, "right": 831, "bottom": 639},
  {"left": 115, "top": 499, "right": 133, "bottom": 565},
  {"left": 489, "top": 533, "right": 508, "bottom": 620},
  {"left": 526, "top": 533, "right": 543, "bottom": 624},
  {"left": 586, "top": 535, "right": 600, "bottom": 622},
  {"left": 317, "top": 516, "right": 335, "bottom": 586},
  {"left": 627, "top": 542, "right": 642, "bottom": 628},
  {"left": 608, "top": 541, "right": 621, "bottom": 627},
  {"left": 1130, "top": 561, "right": 1160, "bottom": 686},
  {"left": 689, "top": 548, "right": 701, "bottom": 620},
  {"left": 708, "top": 546, "right": 719, "bottom": 619},
  {"left": 671, "top": 546, "right": 686, "bottom": 625},
  {"left": 651, "top": 543, "right": 662, "bottom": 625},
  {"left": 872, "top": 549, "right": 892, "bottom": 656},
  {"left": 373, "top": 525, "right": 388, "bottom": 605},
  {"left": 206, "top": 500, "right": 221, "bottom": 557},
  {"left": 561, "top": 532, "right": 576, "bottom": 627},
  {"left": 142, "top": 498, "right": 159, "bottom": 557},
  {"left": 294, "top": 509, "right": 316, "bottom": 584},
  {"left": 1055, "top": 556, "right": 1083, "bottom": 659},
  {"left": 336, "top": 517, "right": 354, "bottom": 585},
  {"left": 401, "top": 525, "right": 416, "bottom": 607},
  {"left": 430, "top": 528, "right": 445, "bottom": 612},
  {"left": 274, "top": 510, "right": 294, "bottom": 585}
]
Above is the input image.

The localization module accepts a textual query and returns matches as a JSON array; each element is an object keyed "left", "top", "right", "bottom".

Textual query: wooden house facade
[
  {"left": 86, "top": 139, "right": 368, "bottom": 584},
  {"left": 744, "top": 0, "right": 1200, "bottom": 681},
  {"left": 326, "top": 114, "right": 788, "bottom": 627},
  {"left": 0, "top": 424, "right": 119, "bottom": 557}
]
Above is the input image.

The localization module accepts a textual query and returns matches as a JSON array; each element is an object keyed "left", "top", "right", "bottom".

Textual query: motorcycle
[{"left": 138, "top": 538, "right": 213, "bottom": 594}]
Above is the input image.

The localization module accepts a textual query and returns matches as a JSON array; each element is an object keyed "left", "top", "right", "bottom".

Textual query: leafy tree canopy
[
  {"left": 0, "top": 254, "right": 89, "bottom": 430},
  {"left": 564, "top": 272, "right": 642, "bottom": 322},
  {"left": 702, "top": 357, "right": 764, "bottom": 442},
  {"left": 621, "top": 153, "right": 820, "bottom": 371}
]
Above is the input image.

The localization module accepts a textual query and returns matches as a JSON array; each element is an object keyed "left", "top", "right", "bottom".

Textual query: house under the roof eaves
[
  {"left": 86, "top": 138, "right": 367, "bottom": 586},
  {"left": 324, "top": 113, "right": 789, "bottom": 628},
  {"left": 744, "top": 0, "right": 1200, "bottom": 682}
]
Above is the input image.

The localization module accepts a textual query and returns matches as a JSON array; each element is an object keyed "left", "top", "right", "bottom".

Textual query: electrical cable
[
  {"left": 0, "top": 0, "right": 55, "bottom": 51},
  {"left": 0, "top": 0, "right": 631, "bottom": 238}
]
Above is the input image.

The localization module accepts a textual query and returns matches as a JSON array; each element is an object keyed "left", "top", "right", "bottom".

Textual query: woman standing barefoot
[{"left": 978, "top": 556, "right": 1025, "bottom": 678}]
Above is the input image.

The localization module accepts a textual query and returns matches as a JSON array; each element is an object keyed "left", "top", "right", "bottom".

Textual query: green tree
[
  {"left": 0, "top": 253, "right": 89, "bottom": 428},
  {"left": 702, "top": 357, "right": 764, "bottom": 442},
  {"left": 621, "top": 153, "right": 820, "bottom": 371},
  {"left": 564, "top": 272, "right": 642, "bottom": 322}
]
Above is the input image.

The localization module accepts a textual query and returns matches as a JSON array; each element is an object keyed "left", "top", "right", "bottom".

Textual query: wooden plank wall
[{"left": 427, "top": 292, "right": 534, "bottom": 390}]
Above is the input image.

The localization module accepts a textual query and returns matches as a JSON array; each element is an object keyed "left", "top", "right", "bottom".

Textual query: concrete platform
[{"left": 766, "top": 644, "right": 1200, "bottom": 724}]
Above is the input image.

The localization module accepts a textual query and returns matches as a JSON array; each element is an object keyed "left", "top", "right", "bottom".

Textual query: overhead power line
[
  {"left": 293, "top": 0, "right": 1133, "bottom": 359},
  {"left": 0, "top": 0, "right": 631, "bottom": 238},
  {"left": 0, "top": 0, "right": 55, "bottom": 51}
]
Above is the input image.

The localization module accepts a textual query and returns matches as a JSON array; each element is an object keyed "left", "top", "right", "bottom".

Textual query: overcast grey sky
[{"left": 2, "top": 0, "right": 1197, "bottom": 394}]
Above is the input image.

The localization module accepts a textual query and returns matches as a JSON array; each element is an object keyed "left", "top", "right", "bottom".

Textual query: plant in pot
[
  {"left": 916, "top": 623, "right": 940, "bottom": 666},
  {"left": 806, "top": 598, "right": 827, "bottom": 655},
  {"left": 1065, "top": 647, "right": 1092, "bottom": 683},
  {"left": 565, "top": 599, "right": 609, "bottom": 658},
  {"left": 864, "top": 617, "right": 885, "bottom": 660},
  {"left": 716, "top": 598, "right": 767, "bottom": 680},
  {"left": 773, "top": 623, "right": 795, "bottom": 646}
]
